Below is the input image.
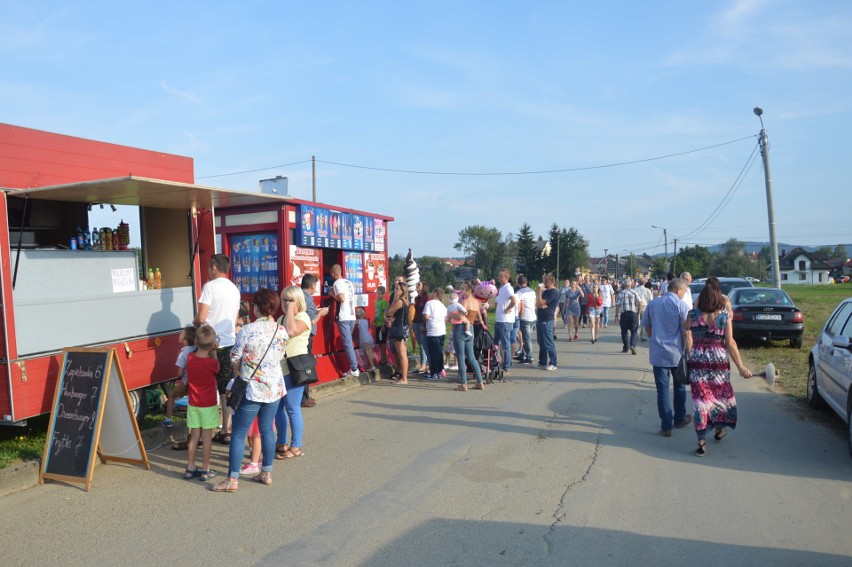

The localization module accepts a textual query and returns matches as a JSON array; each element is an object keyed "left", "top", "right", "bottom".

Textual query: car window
[
  {"left": 720, "top": 281, "right": 751, "bottom": 295},
  {"left": 689, "top": 283, "right": 703, "bottom": 295},
  {"left": 827, "top": 302, "right": 852, "bottom": 337},
  {"left": 734, "top": 290, "right": 791, "bottom": 305}
]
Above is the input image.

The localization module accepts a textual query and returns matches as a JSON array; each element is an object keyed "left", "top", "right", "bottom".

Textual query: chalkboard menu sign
[{"left": 40, "top": 348, "right": 149, "bottom": 491}]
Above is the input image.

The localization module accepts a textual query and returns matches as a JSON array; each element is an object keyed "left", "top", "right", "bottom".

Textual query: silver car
[{"left": 807, "top": 298, "right": 852, "bottom": 455}]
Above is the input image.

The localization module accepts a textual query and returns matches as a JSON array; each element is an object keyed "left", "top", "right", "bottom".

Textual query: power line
[{"left": 196, "top": 159, "right": 312, "bottom": 179}]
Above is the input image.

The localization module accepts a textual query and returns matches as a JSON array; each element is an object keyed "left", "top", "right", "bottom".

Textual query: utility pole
[
  {"left": 754, "top": 107, "right": 781, "bottom": 287},
  {"left": 651, "top": 226, "right": 668, "bottom": 269},
  {"left": 615, "top": 254, "right": 620, "bottom": 280},
  {"left": 603, "top": 248, "right": 608, "bottom": 276},
  {"left": 672, "top": 238, "right": 678, "bottom": 274},
  {"left": 556, "top": 233, "right": 560, "bottom": 282},
  {"left": 312, "top": 155, "right": 316, "bottom": 202}
]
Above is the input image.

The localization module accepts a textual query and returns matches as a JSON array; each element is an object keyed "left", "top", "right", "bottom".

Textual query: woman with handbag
[
  {"left": 274, "top": 285, "right": 313, "bottom": 460},
  {"left": 212, "top": 288, "right": 288, "bottom": 492},
  {"left": 684, "top": 277, "right": 752, "bottom": 457},
  {"left": 385, "top": 279, "right": 411, "bottom": 383}
]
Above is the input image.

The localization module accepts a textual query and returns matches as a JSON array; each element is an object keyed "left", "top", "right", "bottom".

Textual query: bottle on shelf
[
  {"left": 154, "top": 268, "right": 162, "bottom": 289},
  {"left": 147, "top": 268, "right": 154, "bottom": 290},
  {"left": 76, "top": 226, "right": 85, "bottom": 250},
  {"left": 104, "top": 227, "right": 113, "bottom": 251},
  {"left": 91, "top": 227, "right": 99, "bottom": 250},
  {"left": 83, "top": 227, "right": 92, "bottom": 250}
]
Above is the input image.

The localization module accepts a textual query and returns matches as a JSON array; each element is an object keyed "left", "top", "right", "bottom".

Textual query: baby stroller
[{"left": 473, "top": 322, "right": 504, "bottom": 384}]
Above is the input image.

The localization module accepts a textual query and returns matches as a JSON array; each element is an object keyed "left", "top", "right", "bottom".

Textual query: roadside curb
[{"left": 0, "top": 362, "right": 402, "bottom": 497}]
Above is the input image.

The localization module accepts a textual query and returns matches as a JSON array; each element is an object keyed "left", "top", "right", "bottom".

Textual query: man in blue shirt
[{"left": 642, "top": 277, "right": 691, "bottom": 436}]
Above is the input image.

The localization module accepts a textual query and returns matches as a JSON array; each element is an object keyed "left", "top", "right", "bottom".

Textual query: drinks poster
[
  {"left": 328, "top": 211, "right": 342, "bottom": 248},
  {"left": 363, "top": 253, "right": 387, "bottom": 293},
  {"left": 345, "top": 252, "right": 364, "bottom": 294},
  {"left": 288, "top": 245, "right": 321, "bottom": 295},
  {"left": 297, "top": 204, "right": 385, "bottom": 252},
  {"left": 374, "top": 219, "right": 385, "bottom": 252},
  {"left": 230, "top": 233, "right": 280, "bottom": 294},
  {"left": 300, "top": 206, "right": 317, "bottom": 246}
]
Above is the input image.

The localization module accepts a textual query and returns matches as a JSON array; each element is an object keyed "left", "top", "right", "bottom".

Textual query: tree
[
  {"left": 650, "top": 258, "right": 668, "bottom": 278},
  {"left": 454, "top": 225, "right": 510, "bottom": 280},
  {"left": 675, "top": 245, "right": 712, "bottom": 278},
  {"left": 834, "top": 244, "right": 848, "bottom": 260},
  {"left": 538, "top": 224, "right": 589, "bottom": 282},
  {"left": 515, "top": 223, "right": 539, "bottom": 276},
  {"left": 709, "top": 238, "right": 753, "bottom": 277},
  {"left": 817, "top": 245, "right": 834, "bottom": 257}
]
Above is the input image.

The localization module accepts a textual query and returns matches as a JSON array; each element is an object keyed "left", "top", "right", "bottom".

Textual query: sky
[{"left": 2, "top": 0, "right": 850, "bottom": 260}]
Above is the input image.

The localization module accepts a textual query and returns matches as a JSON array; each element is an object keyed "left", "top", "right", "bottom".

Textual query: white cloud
[{"left": 160, "top": 81, "right": 203, "bottom": 105}]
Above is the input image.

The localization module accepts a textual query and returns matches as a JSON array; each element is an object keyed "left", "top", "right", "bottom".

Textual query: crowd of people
[{"left": 172, "top": 255, "right": 754, "bottom": 492}]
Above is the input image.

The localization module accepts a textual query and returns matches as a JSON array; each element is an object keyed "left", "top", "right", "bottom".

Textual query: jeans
[
  {"left": 413, "top": 322, "right": 428, "bottom": 368},
  {"left": 337, "top": 319, "right": 358, "bottom": 372},
  {"left": 275, "top": 374, "right": 305, "bottom": 449},
  {"left": 601, "top": 306, "right": 610, "bottom": 326},
  {"left": 536, "top": 318, "right": 556, "bottom": 366},
  {"left": 520, "top": 320, "right": 535, "bottom": 360},
  {"left": 427, "top": 335, "right": 445, "bottom": 376},
  {"left": 511, "top": 319, "right": 520, "bottom": 345},
  {"left": 620, "top": 311, "right": 639, "bottom": 350},
  {"left": 229, "top": 395, "right": 278, "bottom": 478},
  {"left": 653, "top": 365, "right": 687, "bottom": 431},
  {"left": 453, "top": 325, "right": 482, "bottom": 385},
  {"left": 494, "top": 321, "right": 513, "bottom": 371}
]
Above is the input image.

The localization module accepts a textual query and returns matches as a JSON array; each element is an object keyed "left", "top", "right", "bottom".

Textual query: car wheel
[
  {"left": 790, "top": 337, "right": 803, "bottom": 349},
  {"left": 807, "top": 362, "right": 826, "bottom": 409}
]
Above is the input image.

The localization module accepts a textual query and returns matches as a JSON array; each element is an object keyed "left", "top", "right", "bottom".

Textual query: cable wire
[{"left": 196, "top": 159, "right": 312, "bottom": 179}]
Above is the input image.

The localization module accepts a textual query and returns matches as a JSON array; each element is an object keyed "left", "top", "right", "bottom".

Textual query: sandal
[
  {"left": 473, "top": 383, "right": 485, "bottom": 390},
  {"left": 171, "top": 438, "right": 189, "bottom": 451},
  {"left": 211, "top": 478, "right": 239, "bottom": 493},
  {"left": 714, "top": 428, "right": 727, "bottom": 441},
  {"left": 252, "top": 472, "right": 272, "bottom": 486},
  {"left": 182, "top": 468, "right": 201, "bottom": 480},
  {"left": 276, "top": 444, "right": 290, "bottom": 455},
  {"left": 275, "top": 447, "right": 303, "bottom": 460},
  {"left": 199, "top": 470, "right": 216, "bottom": 481},
  {"left": 455, "top": 384, "right": 468, "bottom": 392},
  {"left": 696, "top": 441, "right": 707, "bottom": 457}
]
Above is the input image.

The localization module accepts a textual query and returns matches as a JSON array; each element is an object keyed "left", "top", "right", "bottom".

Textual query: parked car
[
  {"left": 807, "top": 298, "right": 852, "bottom": 456},
  {"left": 728, "top": 287, "right": 804, "bottom": 348},
  {"left": 690, "top": 277, "right": 754, "bottom": 305}
]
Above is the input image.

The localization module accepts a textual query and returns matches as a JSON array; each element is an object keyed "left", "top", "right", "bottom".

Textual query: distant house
[{"left": 778, "top": 248, "right": 831, "bottom": 284}]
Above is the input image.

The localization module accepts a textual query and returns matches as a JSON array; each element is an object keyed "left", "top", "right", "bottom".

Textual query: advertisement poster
[
  {"left": 300, "top": 205, "right": 316, "bottom": 247},
  {"left": 363, "top": 253, "right": 387, "bottom": 293},
  {"left": 340, "top": 213, "right": 353, "bottom": 249},
  {"left": 315, "top": 207, "right": 330, "bottom": 248},
  {"left": 288, "top": 245, "right": 321, "bottom": 295},
  {"left": 352, "top": 214, "right": 365, "bottom": 250},
  {"left": 373, "top": 219, "right": 385, "bottom": 252},
  {"left": 231, "top": 233, "right": 280, "bottom": 294},
  {"left": 363, "top": 216, "right": 374, "bottom": 251},
  {"left": 345, "top": 251, "right": 364, "bottom": 294}
]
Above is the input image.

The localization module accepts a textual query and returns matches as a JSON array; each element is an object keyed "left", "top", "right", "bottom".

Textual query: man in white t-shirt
[
  {"left": 494, "top": 267, "right": 517, "bottom": 374},
  {"left": 679, "top": 272, "right": 694, "bottom": 310},
  {"left": 515, "top": 274, "right": 537, "bottom": 365},
  {"left": 599, "top": 276, "right": 616, "bottom": 328},
  {"left": 331, "top": 264, "right": 359, "bottom": 377},
  {"left": 193, "top": 253, "right": 240, "bottom": 441},
  {"left": 422, "top": 288, "right": 449, "bottom": 380}
]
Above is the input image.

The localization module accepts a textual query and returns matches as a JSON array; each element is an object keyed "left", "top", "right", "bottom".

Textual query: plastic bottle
[
  {"left": 104, "top": 227, "right": 113, "bottom": 251},
  {"left": 154, "top": 268, "right": 162, "bottom": 289},
  {"left": 147, "top": 268, "right": 154, "bottom": 289},
  {"left": 76, "top": 226, "right": 85, "bottom": 249},
  {"left": 83, "top": 227, "right": 92, "bottom": 250},
  {"left": 98, "top": 228, "right": 106, "bottom": 251},
  {"left": 91, "top": 227, "right": 99, "bottom": 250}
]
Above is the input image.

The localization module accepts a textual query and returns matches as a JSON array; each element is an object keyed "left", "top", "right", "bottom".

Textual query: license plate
[{"left": 755, "top": 313, "right": 782, "bottom": 321}]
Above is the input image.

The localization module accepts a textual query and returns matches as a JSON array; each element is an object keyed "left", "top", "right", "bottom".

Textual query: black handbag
[
  {"left": 674, "top": 352, "right": 690, "bottom": 385},
  {"left": 228, "top": 327, "right": 279, "bottom": 411},
  {"left": 288, "top": 353, "right": 319, "bottom": 387}
]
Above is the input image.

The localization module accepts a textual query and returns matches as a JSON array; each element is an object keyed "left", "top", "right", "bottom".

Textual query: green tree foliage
[
  {"left": 817, "top": 245, "right": 834, "bottom": 257},
  {"left": 709, "top": 238, "right": 753, "bottom": 277},
  {"left": 418, "top": 256, "right": 457, "bottom": 290},
  {"left": 833, "top": 244, "right": 847, "bottom": 259},
  {"left": 651, "top": 258, "right": 668, "bottom": 278},
  {"left": 454, "top": 225, "right": 510, "bottom": 280},
  {"left": 538, "top": 224, "right": 589, "bottom": 281},
  {"left": 515, "top": 223, "right": 539, "bottom": 276},
  {"left": 675, "top": 245, "right": 712, "bottom": 278}
]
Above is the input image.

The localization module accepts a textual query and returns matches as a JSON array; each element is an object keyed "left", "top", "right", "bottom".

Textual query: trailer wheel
[{"left": 128, "top": 388, "right": 148, "bottom": 422}]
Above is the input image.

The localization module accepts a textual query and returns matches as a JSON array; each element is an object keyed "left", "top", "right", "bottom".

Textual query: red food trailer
[{"left": 0, "top": 123, "right": 392, "bottom": 425}]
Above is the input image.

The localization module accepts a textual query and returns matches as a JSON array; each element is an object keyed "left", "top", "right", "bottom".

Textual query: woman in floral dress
[{"left": 684, "top": 277, "right": 752, "bottom": 457}]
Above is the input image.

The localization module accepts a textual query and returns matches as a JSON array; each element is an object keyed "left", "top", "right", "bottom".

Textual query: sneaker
[
  {"left": 447, "top": 365, "right": 458, "bottom": 370},
  {"left": 546, "top": 365, "right": 557, "bottom": 371},
  {"left": 520, "top": 358, "right": 532, "bottom": 365},
  {"left": 675, "top": 415, "right": 693, "bottom": 428},
  {"left": 161, "top": 419, "right": 173, "bottom": 429},
  {"left": 352, "top": 369, "right": 360, "bottom": 377},
  {"left": 241, "top": 462, "right": 260, "bottom": 475},
  {"left": 660, "top": 429, "right": 672, "bottom": 437},
  {"left": 537, "top": 363, "right": 547, "bottom": 369},
  {"left": 425, "top": 374, "right": 441, "bottom": 381},
  {"left": 630, "top": 347, "right": 637, "bottom": 355}
]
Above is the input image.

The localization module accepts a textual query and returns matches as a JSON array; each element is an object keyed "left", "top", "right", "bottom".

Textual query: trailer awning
[{"left": 3, "top": 176, "right": 290, "bottom": 210}]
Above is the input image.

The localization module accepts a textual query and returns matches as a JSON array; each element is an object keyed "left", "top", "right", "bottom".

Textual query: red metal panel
[
  {"left": 0, "top": 123, "right": 194, "bottom": 188},
  {"left": 8, "top": 333, "right": 181, "bottom": 422}
]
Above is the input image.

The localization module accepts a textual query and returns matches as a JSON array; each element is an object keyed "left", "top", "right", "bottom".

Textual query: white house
[{"left": 778, "top": 248, "right": 831, "bottom": 285}]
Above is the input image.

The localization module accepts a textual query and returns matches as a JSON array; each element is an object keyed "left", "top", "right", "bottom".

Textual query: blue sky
[{"left": 3, "top": 1, "right": 850, "bottom": 259}]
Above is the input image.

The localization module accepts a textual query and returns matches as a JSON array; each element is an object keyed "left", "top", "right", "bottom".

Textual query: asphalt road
[{"left": 1, "top": 325, "right": 851, "bottom": 567}]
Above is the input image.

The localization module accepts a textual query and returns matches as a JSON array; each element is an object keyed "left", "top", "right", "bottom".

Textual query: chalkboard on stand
[{"left": 39, "top": 348, "right": 150, "bottom": 491}]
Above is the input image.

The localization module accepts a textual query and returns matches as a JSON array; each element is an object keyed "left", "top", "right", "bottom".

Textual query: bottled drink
[
  {"left": 76, "top": 226, "right": 85, "bottom": 249},
  {"left": 98, "top": 228, "right": 106, "bottom": 251},
  {"left": 91, "top": 227, "right": 99, "bottom": 250},
  {"left": 104, "top": 228, "right": 113, "bottom": 251},
  {"left": 83, "top": 227, "right": 92, "bottom": 250},
  {"left": 147, "top": 268, "right": 154, "bottom": 289},
  {"left": 154, "top": 268, "right": 162, "bottom": 289}
]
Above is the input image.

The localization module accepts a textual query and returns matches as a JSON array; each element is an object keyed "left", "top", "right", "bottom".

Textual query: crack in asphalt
[{"left": 542, "top": 424, "right": 604, "bottom": 556}]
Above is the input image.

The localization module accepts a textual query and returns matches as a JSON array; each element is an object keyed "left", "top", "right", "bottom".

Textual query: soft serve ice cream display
[{"left": 404, "top": 248, "right": 420, "bottom": 301}]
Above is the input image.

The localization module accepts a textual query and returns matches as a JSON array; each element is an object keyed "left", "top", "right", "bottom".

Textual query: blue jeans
[
  {"left": 275, "top": 374, "right": 305, "bottom": 449},
  {"left": 494, "top": 321, "right": 512, "bottom": 371},
  {"left": 536, "top": 318, "right": 556, "bottom": 366},
  {"left": 453, "top": 325, "right": 481, "bottom": 385},
  {"left": 520, "top": 320, "right": 535, "bottom": 360},
  {"left": 337, "top": 319, "right": 358, "bottom": 371},
  {"left": 601, "top": 306, "right": 610, "bottom": 326},
  {"left": 511, "top": 319, "right": 520, "bottom": 345},
  {"left": 413, "top": 322, "right": 428, "bottom": 368},
  {"left": 653, "top": 366, "right": 687, "bottom": 431},
  {"left": 229, "top": 395, "right": 278, "bottom": 478}
]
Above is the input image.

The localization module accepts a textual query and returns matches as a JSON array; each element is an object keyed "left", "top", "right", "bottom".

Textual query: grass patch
[{"left": 738, "top": 284, "right": 852, "bottom": 400}]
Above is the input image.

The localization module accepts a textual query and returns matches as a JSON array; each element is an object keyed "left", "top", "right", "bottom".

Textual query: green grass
[{"left": 738, "top": 284, "right": 852, "bottom": 400}]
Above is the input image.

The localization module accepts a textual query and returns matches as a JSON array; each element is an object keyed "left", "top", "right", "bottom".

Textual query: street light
[
  {"left": 754, "top": 107, "right": 781, "bottom": 287},
  {"left": 651, "top": 225, "right": 668, "bottom": 267}
]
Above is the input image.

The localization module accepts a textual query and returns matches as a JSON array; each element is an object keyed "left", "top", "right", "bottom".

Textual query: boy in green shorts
[{"left": 183, "top": 324, "right": 220, "bottom": 481}]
